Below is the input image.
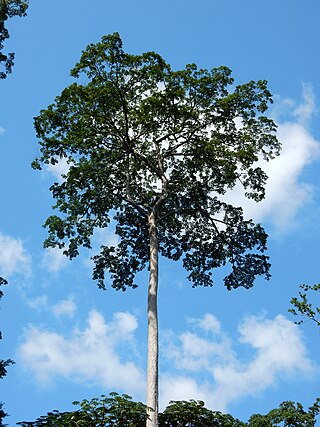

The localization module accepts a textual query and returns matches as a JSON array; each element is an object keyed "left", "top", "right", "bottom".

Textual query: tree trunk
[{"left": 146, "top": 211, "right": 159, "bottom": 427}]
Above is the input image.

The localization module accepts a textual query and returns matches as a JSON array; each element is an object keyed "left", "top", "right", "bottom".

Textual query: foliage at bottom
[{"left": 17, "top": 393, "right": 320, "bottom": 427}]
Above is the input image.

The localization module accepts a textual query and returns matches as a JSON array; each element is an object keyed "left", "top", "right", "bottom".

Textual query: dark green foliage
[
  {"left": 0, "top": 278, "right": 14, "bottom": 427},
  {"left": 17, "top": 392, "right": 148, "bottom": 427},
  {"left": 289, "top": 284, "right": 320, "bottom": 326},
  {"left": 18, "top": 394, "right": 320, "bottom": 427},
  {"left": 33, "top": 32, "right": 280, "bottom": 293},
  {"left": 159, "top": 400, "right": 245, "bottom": 427},
  {"left": 0, "top": 277, "right": 14, "bottom": 381},
  {"left": 0, "top": 404, "right": 7, "bottom": 427},
  {"left": 0, "top": 0, "right": 29, "bottom": 78},
  {"left": 0, "top": 357, "right": 14, "bottom": 380},
  {"left": 249, "top": 399, "right": 320, "bottom": 427}
]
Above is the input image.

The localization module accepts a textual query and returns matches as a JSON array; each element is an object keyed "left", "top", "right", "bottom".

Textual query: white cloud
[
  {"left": 167, "top": 332, "right": 226, "bottom": 371},
  {"left": 41, "top": 247, "right": 68, "bottom": 273},
  {"left": 163, "top": 316, "right": 231, "bottom": 373},
  {"left": 52, "top": 298, "right": 77, "bottom": 318},
  {"left": 0, "top": 232, "right": 31, "bottom": 277},
  {"left": 25, "top": 294, "right": 77, "bottom": 318},
  {"left": 211, "top": 314, "right": 312, "bottom": 410},
  {"left": 18, "top": 309, "right": 314, "bottom": 412},
  {"left": 188, "top": 313, "right": 221, "bottom": 334},
  {"left": 161, "top": 313, "right": 313, "bottom": 412},
  {"left": 293, "top": 83, "right": 316, "bottom": 125},
  {"left": 26, "top": 295, "right": 49, "bottom": 310},
  {"left": 18, "top": 310, "right": 145, "bottom": 395},
  {"left": 92, "top": 227, "right": 119, "bottom": 248},
  {"left": 160, "top": 375, "right": 211, "bottom": 407},
  {"left": 83, "top": 226, "right": 119, "bottom": 269},
  {"left": 46, "top": 157, "right": 70, "bottom": 182},
  {"left": 223, "top": 86, "right": 320, "bottom": 230},
  {"left": 0, "top": 127, "right": 5, "bottom": 136}
]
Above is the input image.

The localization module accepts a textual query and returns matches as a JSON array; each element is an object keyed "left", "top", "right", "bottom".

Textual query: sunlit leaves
[{"left": 289, "top": 284, "right": 320, "bottom": 327}]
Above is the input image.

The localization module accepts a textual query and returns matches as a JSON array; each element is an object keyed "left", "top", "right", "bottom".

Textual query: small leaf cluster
[
  {"left": 289, "top": 284, "right": 320, "bottom": 326},
  {"left": 0, "top": 278, "right": 14, "bottom": 427},
  {"left": 0, "top": 0, "right": 29, "bottom": 78}
]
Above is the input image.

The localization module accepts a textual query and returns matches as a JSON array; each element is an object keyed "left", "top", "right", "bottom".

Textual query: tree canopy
[
  {"left": 0, "top": 0, "right": 29, "bottom": 78},
  {"left": 33, "top": 32, "right": 279, "bottom": 292},
  {"left": 17, "top": 393, "right": 320, "bottom": 427},
  {"left": 159, "top": 400, "right": 245, "bottom": 427},
  {"left": 249, "top": 400, "right": 320, "bottom": 427},
  {"left": 17, "top": 393, "right": 148, "bottom": 427}
]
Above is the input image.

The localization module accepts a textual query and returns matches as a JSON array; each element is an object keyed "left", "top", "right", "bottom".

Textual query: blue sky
[{"left": 1, "top": 0, "right": 320, "bottom": 424}]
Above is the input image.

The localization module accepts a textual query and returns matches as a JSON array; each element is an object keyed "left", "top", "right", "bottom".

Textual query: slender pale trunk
[{"left": 146, "top": 211, "right": 159, "bottom": 427}]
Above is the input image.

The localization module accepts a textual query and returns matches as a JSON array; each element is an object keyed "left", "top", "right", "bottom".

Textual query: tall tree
[
  {"left": 33, "top": 33, "right": 280, "bottom": 427},
  {"left": 0, "top": 0, "right": 29, "bottom": 79}
]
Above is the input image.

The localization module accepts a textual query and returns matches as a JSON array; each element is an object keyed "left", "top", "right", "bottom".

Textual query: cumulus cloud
[
  {"left": 52, "top": 298, "right": 77, "bottom": 318},
  {"left": 163, "top": 315, "right": 232, "bottom": 373},
  {"left": 18, "top": 309, "right": 313, "bottom": 411},
  {"left": 0, "top": 232, "right": 31, "bottom": 277},
  {"left": 211, "top": 314, "right": 312, "bottom": 409},
  {"left": 18, "top": 310, "right": 145, "bottom": 395},
  {"left": 160, "top": 313, "right": 313, "bottom": 412},
  {"left": 188, "top": 313, "right": 221, "bottom": 334},
  {"left": 160, "top": 375, "right": 212, "bottom": 405},
  {"left": 41, "top": 247, "right": 69, "bottom": 273},
  {"left": 223, "top": 85, "right": 319, "bottom": 230}
]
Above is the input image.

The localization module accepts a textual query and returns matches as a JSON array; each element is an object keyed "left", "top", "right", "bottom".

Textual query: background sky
[{"left": 1, "top": 0, "right": 320, "bottom": 424}]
